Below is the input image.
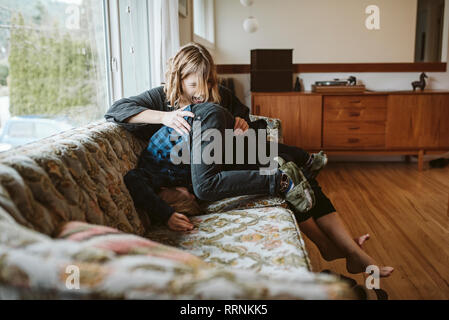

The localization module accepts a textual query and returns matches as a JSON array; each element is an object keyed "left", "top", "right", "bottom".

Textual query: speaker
[{"left": 250, "top": 49, "right": 293, "bottom": 92}]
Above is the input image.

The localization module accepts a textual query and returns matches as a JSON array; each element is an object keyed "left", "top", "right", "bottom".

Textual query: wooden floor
[{"left": 301, "top": 162, "right": 449, "bottom": 300}]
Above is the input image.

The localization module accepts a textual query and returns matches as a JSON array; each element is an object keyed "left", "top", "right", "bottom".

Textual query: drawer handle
[
  {"left": 348, "top": 126, "right": 360, "bottom": 130},
  {"left": 255, "top": 105, "right": 260, "bottom": 114},
  {"left": 348, "top": 138, "right": 360, "bottom": 144},
  {"left": 349, "top": 112, "right": 361, "bottom": 117},
  {"left": 350, "top": 100, "right": 361, "bottom": 103}
]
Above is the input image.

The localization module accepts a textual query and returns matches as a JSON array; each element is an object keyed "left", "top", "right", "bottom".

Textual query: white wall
[
  {"left": 215, "top": 0, "right": 418, "bottom": 64},
  {"left": 212, "top": 0, "right": 449, "bottom": 108},
  {"left": 179, "top": 0, "right": 449, "bottom": 108}
]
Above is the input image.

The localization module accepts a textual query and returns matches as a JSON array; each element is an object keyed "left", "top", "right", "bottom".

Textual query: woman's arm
[
  {"left": 127, "top": 108, "right": 194, "bottom": 135},
  {"left": 105, "top": 86, "right": 168, "bottom": 124},
  {"left": 105, "top": 86, "right": 194, "bottom": 137},
  {"left": 125, "top": 109, "right": 165, "bottom": 124}
]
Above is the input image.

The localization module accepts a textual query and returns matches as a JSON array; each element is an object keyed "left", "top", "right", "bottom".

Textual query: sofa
[{"left": 0, "top": 115, "right": 357, "bottom": 299}]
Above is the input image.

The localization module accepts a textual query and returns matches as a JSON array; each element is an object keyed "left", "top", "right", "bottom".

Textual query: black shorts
[
  {"left": 292, "top": 179, "right": 336, "bottom": 223},
  {"left": 276, "top": 145, "right": 336, "bottom": 223}
]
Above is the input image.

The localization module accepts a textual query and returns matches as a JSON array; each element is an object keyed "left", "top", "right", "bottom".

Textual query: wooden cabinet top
[{"left": 251, "top": 90, "right": 449, "bottom": 96}]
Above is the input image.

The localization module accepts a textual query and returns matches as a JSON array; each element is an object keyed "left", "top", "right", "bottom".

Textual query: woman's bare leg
[
  {"left": 299, "top": 218, "right": 344, "bottom": 261},
  {"left": 314, "top": 212, "right": 394, "bottom": 277},
  {"left": 299, "top": 218, "right": 370, "bottom": 262}
]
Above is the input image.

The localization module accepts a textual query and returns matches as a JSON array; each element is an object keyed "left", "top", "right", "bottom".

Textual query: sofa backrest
[{"left": 0, "top": 120, "right": 149, "bottom": 237}]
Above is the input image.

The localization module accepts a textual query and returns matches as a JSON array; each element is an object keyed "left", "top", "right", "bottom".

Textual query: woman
[{"left": 105, "top": 42, "right": 394, "bottom": 278}]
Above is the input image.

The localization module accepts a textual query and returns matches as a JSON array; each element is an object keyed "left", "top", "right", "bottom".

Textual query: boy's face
[{"left": 181, "top": 73, "right": 210, "bottom": 104}]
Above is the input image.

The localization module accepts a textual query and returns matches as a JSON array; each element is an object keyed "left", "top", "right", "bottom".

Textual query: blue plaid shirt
[{"left": 144, "top": 105, "right": 193, "bottom": 186}]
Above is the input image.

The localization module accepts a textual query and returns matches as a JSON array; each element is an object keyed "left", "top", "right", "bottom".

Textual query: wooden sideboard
[{"left": 252, "top": 90, "right": 449, "bottom": 170}]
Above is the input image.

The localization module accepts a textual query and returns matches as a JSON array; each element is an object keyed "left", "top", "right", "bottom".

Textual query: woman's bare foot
[
  {"left": 321, "top": 234, "right": 370, "bottom": 261},
  {"left": 346, "top": 250, "right": 394, "bottom": 278},
  {"left": 355, "top": 234, "right": 370, "bottom": 247}
]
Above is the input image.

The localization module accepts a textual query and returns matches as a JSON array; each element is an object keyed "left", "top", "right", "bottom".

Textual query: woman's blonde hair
[{"left": 164, "top": 42, "right": 221, "bottom": 109}]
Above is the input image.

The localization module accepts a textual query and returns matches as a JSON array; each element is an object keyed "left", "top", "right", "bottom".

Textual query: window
[
  {"left": 0, "top": 0, "right": 108, "bottom": 152},
  {"left": 193, "top": 0, "right": 215, "bottom": 49}
]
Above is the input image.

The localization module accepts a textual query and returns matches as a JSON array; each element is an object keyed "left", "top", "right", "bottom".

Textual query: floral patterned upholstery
[
  {"left": 0, "top": 118, "right": 357, "bottom": 299},
  {"left": 147, "top": 205, "right": 313, "bottom": 276}
]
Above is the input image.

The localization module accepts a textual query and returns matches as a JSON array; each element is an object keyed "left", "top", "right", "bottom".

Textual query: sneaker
[
  {"left": 275, "top": 156, "right": 315, "bottom": 214},
  {"left": 307, "top": 151, "right": 328, "bottom": 179}
]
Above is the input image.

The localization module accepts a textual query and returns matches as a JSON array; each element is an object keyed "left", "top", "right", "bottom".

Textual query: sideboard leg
[{"left": 418, "top": 150, "right": 424, "bottom": 171}]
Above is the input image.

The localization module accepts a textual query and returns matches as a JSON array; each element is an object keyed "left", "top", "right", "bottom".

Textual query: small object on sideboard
[
  {"left": 412, "top": 72, "right": 428, "bottom": 91},
  {"left": 348, "top": 76, "right": 357, "bottom": 86},
  {"left": 294, "top": 77, "right": 302, "bottom": 91},
  {"left": 312, "top": 75, "right": 363, "bottom": 93},
  {"left": 315, "top": 75, "right": 357, "bottom": 87}
]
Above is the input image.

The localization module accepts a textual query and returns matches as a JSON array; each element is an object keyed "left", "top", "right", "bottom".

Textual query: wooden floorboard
[{"left": 301, "top": 162, "right": 449, "bottom": 300}]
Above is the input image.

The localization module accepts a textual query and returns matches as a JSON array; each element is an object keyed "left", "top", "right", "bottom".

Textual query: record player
[
  {"left": 315, "top": 80, "right": 350, "bottom": 86},
  {"left": 312, "top": 76, "right": 365, "bottom": 93}
]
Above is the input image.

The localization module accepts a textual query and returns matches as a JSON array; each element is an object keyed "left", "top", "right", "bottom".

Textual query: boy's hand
[
  {"left": 167, "top": 212, "right": 194, "bottom": 231},
  {"left": 234, "top": 117, "right": 249, "bottom": 135},
  {"left": 162, "top": 105, "right": 195, "bottom": 135}
]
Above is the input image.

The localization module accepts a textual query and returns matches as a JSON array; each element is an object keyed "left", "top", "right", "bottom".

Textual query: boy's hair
[{"left": 164, "top": 42, "right": 221, "bottom": 109}]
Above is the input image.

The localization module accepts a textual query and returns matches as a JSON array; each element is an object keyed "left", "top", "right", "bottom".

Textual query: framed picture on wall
[{"left": 179, "top": 0, "right": 188, "bottom": 17}]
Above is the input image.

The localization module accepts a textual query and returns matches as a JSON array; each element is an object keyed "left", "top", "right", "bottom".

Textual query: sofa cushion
[
  {"left": 147, "top": 204, "right": 312, "bottom": 277},
  {"left": 0, "top": 240, "right": 356, "bottom": 300},
  {"left": 201, "top": 194, "right": 287, "bottom": 213},
  {"left": 54, "top": 221, "right": 206, "bottom": 268},
  {"left": 0, "top": 216, "right": 356, "bottom": 300},
  {"left": 249, "top": 115, "right": 283, "bottom": 143}
]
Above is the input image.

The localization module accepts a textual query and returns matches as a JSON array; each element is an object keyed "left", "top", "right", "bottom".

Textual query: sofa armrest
[{"left": 249, "top": 115, "right": 283, "bottom": 143}]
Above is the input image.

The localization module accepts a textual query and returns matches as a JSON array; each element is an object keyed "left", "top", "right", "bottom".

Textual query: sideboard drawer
[
  {"left": 324, "top": 106, "right": 387, "bottom": 122},
  {"left": 323, "top": 133, "right": 385, "bottom": 149},
  {"left": 324, "top": 121, "right": 386, "bottom": 135},
  {"left": 324, "top": 95, "right": 387, "bottom": 109}
]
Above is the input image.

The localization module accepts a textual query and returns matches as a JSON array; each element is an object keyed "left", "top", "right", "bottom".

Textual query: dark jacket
[{"left": 104, "top": 85, "right": 266, "bottom": 142}]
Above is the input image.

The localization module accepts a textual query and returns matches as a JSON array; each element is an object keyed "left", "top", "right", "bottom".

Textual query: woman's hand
[
  {"left": 167, "top": 212, "right": 194, "bottom": 231},
  {"left": 162, "top": 105, "right": 195, "bottom": 135},
  {"left": 234, "top": 117, "right": 249, "bottom": 135}
]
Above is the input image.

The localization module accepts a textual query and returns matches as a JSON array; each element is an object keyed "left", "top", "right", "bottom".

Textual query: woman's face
[{"left": 181, "top": 73, "right": 210, "bottom": 104}]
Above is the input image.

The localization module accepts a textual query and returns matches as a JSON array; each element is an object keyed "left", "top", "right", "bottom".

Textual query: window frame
[
  {"left": 105, "top": 0, "right": 153, "bottom": 102},
  {"left": 193, "top": 0, "right": 216, "bottom": 50},
  {"left": 104, "top": 0, "right": 124, "bottom": 104}
]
